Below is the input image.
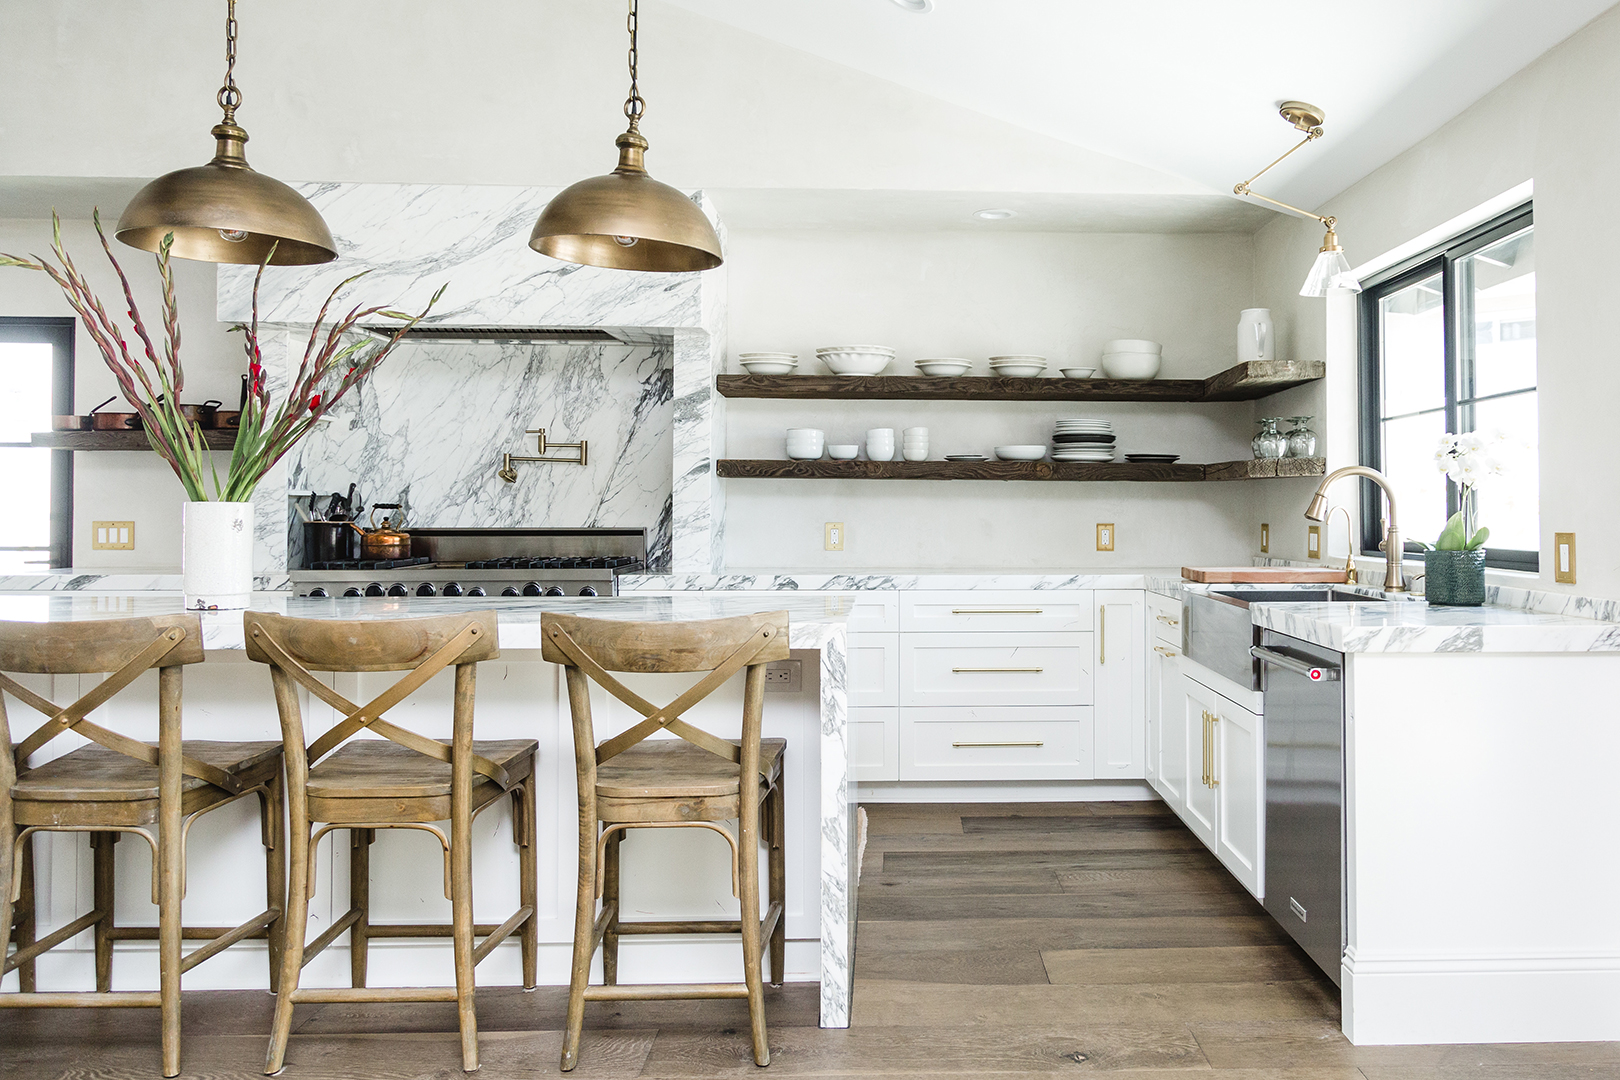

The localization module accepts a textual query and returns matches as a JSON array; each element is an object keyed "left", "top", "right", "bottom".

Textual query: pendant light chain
[
  {"left": 216, "top": 0, "right": 242, "bottom": 123},
  {"left": 623, "top": 0, "right": 645, "bottom": 131}
]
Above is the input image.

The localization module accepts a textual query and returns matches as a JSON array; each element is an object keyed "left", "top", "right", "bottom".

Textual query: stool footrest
[
  {"left": 364, "top": 923, "right": 508, "bottom": 938},
  {"left": 300, "top": 907, "right": 361, "bottom": 966},
  {"left": 617, "top": 919, "right": 741, "bottom": 935},
  {"left": 472, "top": 905, "right": 535, "bottom": 966},
  {"left": 583, "top": 983, "right": 749, "bottom": 1001},
  {"left": 291, "top": 986, "right": 460, "bottom": 1004},
  {"left": 0, "top": 991, "right": 162, "bottom": 1008},
  {"left": 179, "top": 908, "right": 280, "bottom": 973},
  {"left": 3, "top": 909, "right": 101, "bottom": 972}
]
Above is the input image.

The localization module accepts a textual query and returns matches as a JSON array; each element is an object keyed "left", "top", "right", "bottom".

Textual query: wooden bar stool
[
  {"left": 542, "top": 610, "right": 790, "bottom": 1071},
  {"left": 245, "top": 610, "right": 537, "bottom": 1075},
  {"left": 0, "top": 614, "right": 286, "bottom": 1078}
]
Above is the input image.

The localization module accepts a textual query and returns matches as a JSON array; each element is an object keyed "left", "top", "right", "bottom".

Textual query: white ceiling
[{"left": 665, "top": 0, "right": 1615, "bottom": 213}]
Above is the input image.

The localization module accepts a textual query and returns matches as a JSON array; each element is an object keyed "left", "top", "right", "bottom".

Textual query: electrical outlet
[
  {"left": 1260, "top": 523, "right": 1270, "bottom": 554},
  {"left": 764, "top": 659, "right": 802, "bottom": 692},
  {"left": 1307, "top": 525, "right": 1321, "bottom": 559},
  {"left": 824, "top": 522, "right": 844, "bottom": 551},
  {"left": 1096, "top": 523, "right": 1114, "bottom": 551},
  {"left": 92, "top": 521, "right": 135, "bottom": 550},
  {"left": 1555, "top": 532, "right": 1576, "bottom": 584}
]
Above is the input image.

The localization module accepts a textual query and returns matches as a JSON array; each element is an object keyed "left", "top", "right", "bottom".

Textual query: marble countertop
[
  {"left": 623, "top": 569, "right": 1182, "bottom": 592},
  {"left": 0, "top": 592, "right": 848, "bottom": 653}
]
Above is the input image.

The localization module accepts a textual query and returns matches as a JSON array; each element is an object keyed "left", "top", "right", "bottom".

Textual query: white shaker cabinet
[
  {"left": 1092, "top": 590, "right": 1145, "bottom": 779},
  {"left": 1174, "top": 665, "right": 1265, "bottom": 899},
  {"left": 1148, "top": 637, "right": 1185, "bottom": 805}
]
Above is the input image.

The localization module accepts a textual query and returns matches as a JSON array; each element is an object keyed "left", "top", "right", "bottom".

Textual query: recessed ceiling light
[
  {"left": 890, "top": 0, "right": 934, "bottom": 12},
  {"left": 974, "top": 208, "right": 1015, "bottom": 221}
]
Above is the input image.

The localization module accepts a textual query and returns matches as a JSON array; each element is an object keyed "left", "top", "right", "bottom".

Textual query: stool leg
[
  {"left": 158, "top": 667, "right": 185, "bottom": 1079},
  {"left": 0, "top": 824, "right": 17, "bottom": 993},
  {"left": 560, "top": 814, "right": 597, "bottom": 1072},
  {"left": 13, "top": 830, "right": 37, "bottom": 993},
  {"left": 516, "top": 777, "right": 537, "bottom": 990},
  {"left": 450, "top": 811, "right": 478, "bottom": 1070},
  {"left": 266, "top": 820, "right": 312, "bottom": 1075},
  {"left": 602, "top": 830, "right": 621, "bottom": 986},
  {"left": 93, "top": 831, "right": 117, "bottom": 992},
  {"left": 768, "top": 775, "right": 786, "bottom": 988},
  {"left": 739, "top": 801, "right": 770, "bottom": 1066},
  {"left": 349, "top": 829, "right": 373, "bottom": 989},
  {"left": 262, "top": 775, "right": 287, "bottom": 995}
]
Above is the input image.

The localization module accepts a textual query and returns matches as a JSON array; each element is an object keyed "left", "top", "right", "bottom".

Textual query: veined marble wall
[{"left": 219, "top": 182, "right": 725, "bottom": 576}]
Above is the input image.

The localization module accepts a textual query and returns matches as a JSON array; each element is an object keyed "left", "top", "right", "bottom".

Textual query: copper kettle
[{"left": 349, "top": 503, "right": 411, "bottom": 560}]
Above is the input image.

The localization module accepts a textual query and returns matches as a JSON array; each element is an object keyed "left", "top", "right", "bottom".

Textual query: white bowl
[
  {"left": 1059, "top": 366, "right": 1098, "bottom": 379},
  {"left": 1102, "top": 339, "right": 1161, "bottom": 354},
  {"left": 740, "top": 351, "right": 798, "bottom": 359},
  {"left": 739, "top": 357, "right": 799, "bottom": 375},
  {"left": 989, "top": 361, "right": 1047, "bottom": 378},
  {"left": 827, "top": 444, "right": 859, "bottom": 460},
  {"left": 914, "top": 357, "right": 972, "bottom": 377},
  {"left": 994, "top": 445, "right": 1048, "bottom": 461},
  {"left": 1100, "top": 351, "right": 1162, "bottom": 380},
  {"left": 989, "top": 354, "right": 1047, "bottom": 362},
  {"left": 817, "top": 347, "right": 895, "bottom": 376}
]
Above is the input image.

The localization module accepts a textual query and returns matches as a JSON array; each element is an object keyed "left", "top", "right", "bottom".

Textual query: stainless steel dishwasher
[{"left": 1252, "top": 631, "right": 1345, "bottom": 985}]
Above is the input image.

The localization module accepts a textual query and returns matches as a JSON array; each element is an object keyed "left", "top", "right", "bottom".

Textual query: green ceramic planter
[{"left": 1424, "top": 548, "right": 1487, "bottom": 606}]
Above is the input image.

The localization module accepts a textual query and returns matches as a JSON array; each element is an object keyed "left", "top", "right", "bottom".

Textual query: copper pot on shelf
[{"left": 348, "top": 504, "right": 411, "bottom": 560}]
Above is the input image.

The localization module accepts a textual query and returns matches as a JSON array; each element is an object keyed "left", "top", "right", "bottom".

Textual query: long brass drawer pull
[
  {"left": 1152, "top": 645, "right": 1177, "bottom": 657},
  {"left": 1099, "top": 606, "right": 1106, "bottom": 665},
  {"left": 1209, "top": 711, "right": 1219, "bottom": 787},
  {"left": 951, "top": 666, "right": 1044, "bottom": 674},
  {"left": 950, "top": 608, "right": 1044, "bottom": 614},
  {"left": 952, "top": 740, "right": 1045, "bottom": 748},
  {"left": 1155, "top": 614, "right": 1180, "bottom": 626}
]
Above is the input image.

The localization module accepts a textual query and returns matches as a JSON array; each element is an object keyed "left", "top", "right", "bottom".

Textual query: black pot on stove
[{"left": 304, "top": 521, "right": 357, "bottom": 565}]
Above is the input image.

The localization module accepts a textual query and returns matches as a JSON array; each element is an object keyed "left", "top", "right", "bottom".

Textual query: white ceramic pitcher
[{"left": 1237, "top": 308, "right": 1274, "bottom": 362}]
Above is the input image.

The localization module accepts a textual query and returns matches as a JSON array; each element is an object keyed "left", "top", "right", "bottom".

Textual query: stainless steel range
[{"left": 290, "top": 527, "right": 647, "bottom": 599}]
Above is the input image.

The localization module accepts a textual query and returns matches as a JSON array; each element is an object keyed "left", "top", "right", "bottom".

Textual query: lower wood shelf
[
  {"left": 715, "top": 458, "right": 1324, "bottom": 482},
  {"left": 31, "top": 429, "right": 238, "bottom": 451}
]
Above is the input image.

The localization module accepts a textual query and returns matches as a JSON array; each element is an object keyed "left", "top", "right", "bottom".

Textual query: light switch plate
[
  {"left": 1096, "top": 523, "right": 1115, "bottom": 551},
  {"left": 1555, "top": 532, "right": 1576, "bottom": 583},
  {"left": 92, "top": 520, "right": 135, "bottom": 550},
  {"left": 824, "top": 522, "right": 844, "bottom": 551},
  {"left": 1260, "top": 523, "right": 1270, "bottom": 554},
  {"left": 1307, "top": 525, "right": 1321, "bottom": 559}
]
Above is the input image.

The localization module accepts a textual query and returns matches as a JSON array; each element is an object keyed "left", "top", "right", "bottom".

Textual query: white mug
[{"left": 1237, "top": 308, "right": 1273, "bottom": 362}]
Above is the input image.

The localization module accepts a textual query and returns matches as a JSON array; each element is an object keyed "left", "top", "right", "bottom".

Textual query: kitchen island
[{"left": 0, "top": 591, "right": 857, "bottom": 1027}]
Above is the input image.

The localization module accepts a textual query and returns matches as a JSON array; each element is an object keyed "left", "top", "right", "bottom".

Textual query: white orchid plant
[{"left": 1431, "top": 430, "right": 1505, "bottom": 551}]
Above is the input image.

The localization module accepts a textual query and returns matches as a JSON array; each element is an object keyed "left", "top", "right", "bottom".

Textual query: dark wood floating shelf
[
  {"left": 716, "top": 360, "right": 1324, "bottom": 403},
  {"left": 716, "top": 457, "right": 1325, "bottom": 483},
  {"left": 31, "top": 429, "right": 238, "bottom": 451}
]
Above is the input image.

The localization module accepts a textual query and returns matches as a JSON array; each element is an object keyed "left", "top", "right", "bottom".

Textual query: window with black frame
[
  {"left": 1357, "top": 205, "right": 1538, "bottom": 572},
  {"left": 0, "top": 317, "right": 74, "bottom": 570}
]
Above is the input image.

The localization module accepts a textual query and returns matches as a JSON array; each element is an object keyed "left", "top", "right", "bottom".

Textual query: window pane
[
  {"left": 1379, "top": 271, "right": 1446, "bottom": 419},
  {"left": 0, "top": 342, "right": 53, "bottom": 442},
  {"left": 1462, "top": 228, "right": 1536, "bottom": 400},
  {"left": 0, "top": 550, "right": 52, "bottom": 573},
  {"left": 0, "top": 448, "right": 51, "bottom": 548},
  {"left": 1380, "top": 412, "right": 1450, "bottom": 547},
  {"left": 1468, "top": 392, "right": 1539, "bottom": 553}
]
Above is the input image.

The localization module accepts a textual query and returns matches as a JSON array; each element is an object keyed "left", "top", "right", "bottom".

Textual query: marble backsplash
[{"left": 289, "top": 340, "right": 674, "bottom": 571}]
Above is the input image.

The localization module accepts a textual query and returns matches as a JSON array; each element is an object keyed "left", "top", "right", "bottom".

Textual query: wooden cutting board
[{"left": 1181, "top": 566, "right": 1349, "bottom": 583}]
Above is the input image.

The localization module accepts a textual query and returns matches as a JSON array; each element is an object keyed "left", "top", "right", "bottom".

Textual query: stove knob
[
  {"left": 543, "top": 586, "right": 566, "bottom": 597},
  {"left": 522, "top": 581, "right": 543, "bottom": 597},
  {"left": 442, "top": 582, "right": 464, "bottom": 597},
  {"left": 364, "top": 583, "right": 385, "bottom": 597},
  {"left": 577, "top": 585, "right": 599, "bottom": 597},
  {"left": 416, "top": 583, "right": 437, "bottom": 597},
  {"left": 387, "top": 583, "right": 409, "bottom": 597},
  {"left": 500, "top": 586, "right": 520, "bottom": 597},
  {"left": 343, "top": 587, "right": 363, "bottom": 598},
  {"left": 307, "top": 588, "right": 330, "bottom": 598},
  {"left": 467, "top": 586, "right": 487, "bottom": 597}
]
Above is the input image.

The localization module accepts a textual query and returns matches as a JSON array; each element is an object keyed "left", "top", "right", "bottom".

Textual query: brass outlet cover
[
  {"left": 1260, "top": 523, "right": 1270, "bottom": 554},
  {"left": 92, "top": 521, "right": 135, "bottom": 550},
  {"left": 824, "top": 522, "right": 844, "bottom": 552},
  {"left": 1096, "top": 523, "right": 1115, "bottom": 552},
  {"left": 1555, "top": 532, "right": 1576, "bottom": 584},
  {"left": 1307, "top": 525, "right": 1321, "bottom": 559}
]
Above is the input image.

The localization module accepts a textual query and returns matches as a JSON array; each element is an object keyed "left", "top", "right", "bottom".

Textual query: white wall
[
  {"left": 719, "top": 229, "right": 1264, "bottom": 569},
  {"left": 1248, "top": 3, "right": 1620, "bottom": 599}
]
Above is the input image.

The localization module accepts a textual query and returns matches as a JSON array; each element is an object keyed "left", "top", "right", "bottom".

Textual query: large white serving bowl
[
  {"left": 1100, "top": 351, "right": 1162, "bottom": 380},
  {"left": 1102, "top": 338, "right": 1162, "bottom": 354},
  {"left": 914, "top": 357, "right": 973, "bottom": 377},
  {"left": 817, "top": 346, "right": 895, "bottom": 376},
  {"left": 994, "top": 445, "right": 1048, "bottom": 461}
]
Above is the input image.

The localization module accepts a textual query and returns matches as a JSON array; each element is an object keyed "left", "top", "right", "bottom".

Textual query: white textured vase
[{"left": 183, "top": 501, "right": 254, "bottom": 610}]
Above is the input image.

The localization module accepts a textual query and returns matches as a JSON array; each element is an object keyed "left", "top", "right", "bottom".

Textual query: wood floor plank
[
  {"left": 1190, "top": 1019, "right": 1620, "bottom": 1069},
  {"left": 1057, "top": 864, "right": 1252, "bottom": 894},
  {"left": 1041, "top": 944, "right": 1317, "bottom": 985},
  {"left": 857, "top": 888, "right": 1262, "bottom": 922},
  {"left": 1356, "top": 1066, "right": 1620, "bottom": 1080},
  {"left": 960, "top": 812, "right": 1191, "bottom": 835},
  {"left": 854, "top": 945, "right": 1052, "bottom": 985},
  {"left": 863, "top": 865, "right": 1065, "bottom": 896},
  {"left": 852, "top": 978, "right": 1342, "bottom": 1027},
  {"left": 856, "top": 913, "right": 1296, "bottom": 953}
]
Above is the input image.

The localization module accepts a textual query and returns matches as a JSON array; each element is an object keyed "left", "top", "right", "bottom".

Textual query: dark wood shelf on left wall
[{"left": 31, "top": 430, "right": 238, "bottom": 451}]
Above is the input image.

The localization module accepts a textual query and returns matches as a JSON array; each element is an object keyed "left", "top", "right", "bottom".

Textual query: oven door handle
[{"left": 1250, "top": 645, "right": 1340, "bottom": 682}]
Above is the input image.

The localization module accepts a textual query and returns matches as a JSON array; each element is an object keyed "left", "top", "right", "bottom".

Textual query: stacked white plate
[{"left": 1052, "top": 418, "right": 1116, "bottom": 462}]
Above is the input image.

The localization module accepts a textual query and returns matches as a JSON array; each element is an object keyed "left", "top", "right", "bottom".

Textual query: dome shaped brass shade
[
  {"left": 529, "top": 131, "right": 721, "bottom": 273},
  {"left": 116, "top": 122, "right": 337, "bottom": 266}
]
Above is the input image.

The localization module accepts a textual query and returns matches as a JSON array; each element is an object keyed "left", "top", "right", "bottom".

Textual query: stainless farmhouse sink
[{"left": 1185, "top": 587, "right": 1417, "bottom": 688}]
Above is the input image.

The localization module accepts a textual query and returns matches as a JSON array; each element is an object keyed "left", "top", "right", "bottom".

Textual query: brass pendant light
[
  {"left": 116, "top": 0, "right": 337, "bottom": 265},
  {"left": 529, "top": 0, "right": 723, "bottom": 273}
]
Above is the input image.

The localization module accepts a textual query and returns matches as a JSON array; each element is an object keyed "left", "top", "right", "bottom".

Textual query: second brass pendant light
[{"left": 529, "top": 0, "right": 723, "bottom": 273}]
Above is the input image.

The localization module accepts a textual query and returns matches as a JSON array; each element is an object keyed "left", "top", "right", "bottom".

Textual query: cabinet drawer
[
  {"left": 902, "top": 591, "right": 1092, "bottom": 633},
  {"left": 1147, "top": 592, "right": 1183, "bottom": 646},
  {"left": 900, "top": 706, "right": 1093, "bottom": 780},
  {"left": 802, "top": 591, "right": 899, "bottom": 634},
  {"left": 849, "top": 706, "right": 899, "bottom": 782},
  {"left": 900, "top": 633, "right": 1092, "bottom": 706},
  {"left": 848, "top": 632, "right": 899, "bottom": 707}
]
